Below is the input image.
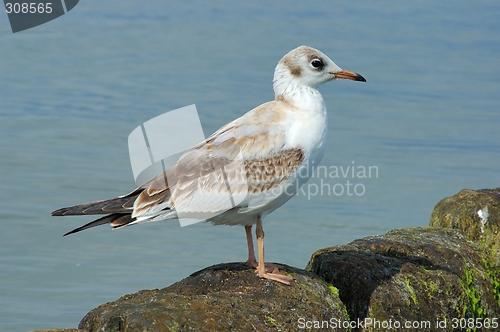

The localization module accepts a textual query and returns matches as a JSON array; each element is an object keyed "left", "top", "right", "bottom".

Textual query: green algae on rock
[
  {"left": 306, "top": 227, "right": 500, "bottom": 331},
  {"left": 32, "top": 330, "right": 81, "bottom": 332},
  {"left": 37, "top": 189, "right": 500, "bottom": 331}
]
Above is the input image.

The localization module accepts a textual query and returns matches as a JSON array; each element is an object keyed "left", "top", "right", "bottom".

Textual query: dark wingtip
[
  {"left": 63, "top": 221, "right": 99, "bottom": 236},
  {"left": 61, "top": 213, "right": 130, "bottom": 237},
  {"left": 63, "top": 228, "right": 80, "bottom": 236},
  {"left": 63, "top": 222, "right": 98, "bottom": 236}
]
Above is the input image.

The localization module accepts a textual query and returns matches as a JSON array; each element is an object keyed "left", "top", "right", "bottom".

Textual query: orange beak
[{"left": 333, "top": 69, "right": 366, "bottom": 82}]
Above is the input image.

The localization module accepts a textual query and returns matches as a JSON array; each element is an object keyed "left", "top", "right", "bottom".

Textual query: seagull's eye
[{"left": 310, "top": 59, "right": 324, "bottom": 70}]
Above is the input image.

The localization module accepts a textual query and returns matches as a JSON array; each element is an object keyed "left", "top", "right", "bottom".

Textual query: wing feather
[
  {"left": 54, "top": 100, "right": 305, "bottom": 232},
  {"left": 131, "top": 101, "right": 304, "bottom": 221}
]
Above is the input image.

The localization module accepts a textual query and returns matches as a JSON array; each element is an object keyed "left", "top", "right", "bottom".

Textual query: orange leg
[
  {"left": 255, "top": 216, "right": 293, "bottom": 285},
  {"left": 245, "top": 225, "right": 283, "bottom": 272},
  {"left": 245, "top": 225, "right": 258, "bottom": 268}
]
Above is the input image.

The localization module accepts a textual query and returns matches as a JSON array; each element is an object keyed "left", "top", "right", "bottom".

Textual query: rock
[
  {"left": 430, "top": 188, "right": 500, "bottom": 267},
  {"left": 306, "top": 227, "right": 500, "bottom": 331},
  {"left": 32, "top": 330, "right": 81, "bottom": 332},
  {"left": 78, "top": 263, "right": 348, "bottom": 331},
  {"left": 38, "top": 188, "right": 500, "bottom": 331}
]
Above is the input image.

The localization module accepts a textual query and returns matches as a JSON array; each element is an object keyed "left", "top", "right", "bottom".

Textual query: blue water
[{"left": 1, "top": 1, "right": 499, "bottom": 330}]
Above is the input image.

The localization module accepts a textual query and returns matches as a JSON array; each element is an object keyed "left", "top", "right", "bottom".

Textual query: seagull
[{"left": 52, "top": 46, "right": 365, "bottom": 285}]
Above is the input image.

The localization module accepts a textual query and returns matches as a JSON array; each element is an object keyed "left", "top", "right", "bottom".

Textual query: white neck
[
  {"left": 273, "top": 62, "right": 326, "bottom": 111},
  {"left": 275, "top": 84, "right": 325, "bottom": 112},
  {"left": 273, "top": 64, "right": 329, "bottom": 165}
]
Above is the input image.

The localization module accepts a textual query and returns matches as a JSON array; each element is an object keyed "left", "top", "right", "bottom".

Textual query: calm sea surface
[{"left": 1, "top": 1, "right": 499, "bottom": 330}]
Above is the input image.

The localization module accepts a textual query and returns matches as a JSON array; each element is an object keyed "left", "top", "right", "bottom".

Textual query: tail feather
[
  {"left": 54, "top": 185, "right": 166, "bottom": 236},
  {"left": 110, "top": 214, "right": 135, "bottom": 229},
  {"left": 63, "top": 213, "right": 135, "bottom": 236},
  {"left": 51, "top": 195, "right": 137, "bottom": 216}
]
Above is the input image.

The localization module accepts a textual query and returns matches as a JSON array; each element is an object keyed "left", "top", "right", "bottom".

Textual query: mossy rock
[
  {"left": 306, "top": 227, "right": 500, "bottom": 331},
  {"left": 32, "top": 329, "right": 82, "bottom": 332},
  {"left": 430, "top": 188, "right": 500, "bottom": 268},
  {"left": 77, "top": 263, "right": 348, "bottom": 331}
]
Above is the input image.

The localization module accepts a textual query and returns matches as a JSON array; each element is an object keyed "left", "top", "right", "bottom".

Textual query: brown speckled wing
[
  {"left": 132, "top": 147, "right": 304, "bottom": 219},
  {"left": 245, "top": 148, "right": 303, "bottom": 194},
  {"left": 131, "top": 104, "right": 304, "bottom": 219}
]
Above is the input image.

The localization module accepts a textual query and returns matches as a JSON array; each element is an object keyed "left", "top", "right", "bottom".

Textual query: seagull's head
[{"left": 273, "top": 46, "right": 365, "bottom": 96}]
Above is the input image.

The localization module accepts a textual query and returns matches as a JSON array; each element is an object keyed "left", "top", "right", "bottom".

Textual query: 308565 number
[
  {"left": 5, "top": 3, "right": 53, "bottom": 14},
  {"left": 451, "top": 317, "right": 499, "bottom": 329}
]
